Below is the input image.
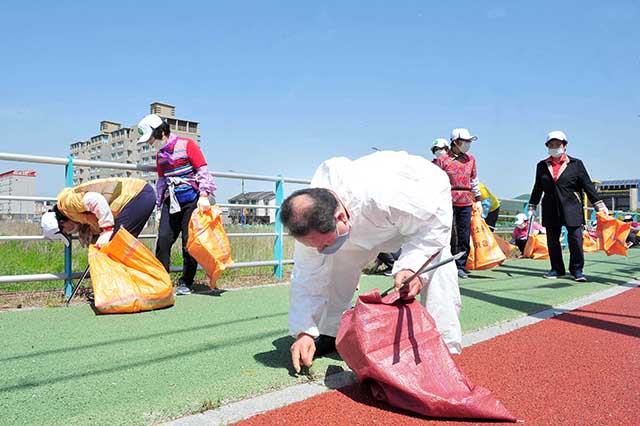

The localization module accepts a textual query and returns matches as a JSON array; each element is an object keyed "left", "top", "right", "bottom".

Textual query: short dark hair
[
  {"left": 152, "top": 122, "right": 171, "bottom": 140},
  {"left": 51, "top": 205, "right": 69, "bottom": 231},
  {"left": 280, "top": 188, "right": 338, "bottom": 237}
]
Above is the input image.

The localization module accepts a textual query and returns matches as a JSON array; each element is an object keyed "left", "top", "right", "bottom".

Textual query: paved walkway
[
  {"left": 2, "top": 251, "right": 638, "bottom": 426},
  {"left": 229, "top": 283, "right": 640, "bottom": 426}
]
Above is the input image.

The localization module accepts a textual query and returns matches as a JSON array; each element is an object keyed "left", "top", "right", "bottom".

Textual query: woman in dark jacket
[{"left": 528, "top": 130, "right": 608, "bottom": 281}]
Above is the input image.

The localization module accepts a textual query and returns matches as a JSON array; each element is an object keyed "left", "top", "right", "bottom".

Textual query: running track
[{"left": 234, "top": 287, "right": 640, "bottom": 426}]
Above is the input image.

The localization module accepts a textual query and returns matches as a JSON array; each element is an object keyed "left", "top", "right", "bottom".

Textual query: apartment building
[
  {"left": 0, "top": 169, "right": 36, "bottom": 219},
  {"left": 69, "top": 102, "right": 200, "bottom": 186},
  {"left": 597, "top": 179, "right": 639, "bottom": 212}
]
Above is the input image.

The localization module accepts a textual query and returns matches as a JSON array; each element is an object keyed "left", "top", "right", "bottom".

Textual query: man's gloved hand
[
  {"left": 95, "top": 229, "right": 113, "bottom": 249},
  {"left": 197, "top": 195, "right": 211, "bottom": 212},
  {"left": 598, "top": 205, "right": 609, "bottom": 215},
  {"left": 528, "top": 205, "right": 537, "bottom": 218}
]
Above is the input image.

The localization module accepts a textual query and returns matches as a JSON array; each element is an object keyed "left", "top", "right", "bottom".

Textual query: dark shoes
[
  {"left": 313, "top": 335, "right": 337, "bottom": 357},
  {"left": 176, "top": 279, "right": 193, "bottom": 295},
  {"left": 457, "top": 269, "right": 468, "bottom": 279},
  {"left": 543, "top": 270, "right": 587, "bottom": 282},
  {"left": 542, "top": 270, "right": 565, "bottom": 279},
  {"left": 572, "top": 272, "right": 588, "bottom": 282}
]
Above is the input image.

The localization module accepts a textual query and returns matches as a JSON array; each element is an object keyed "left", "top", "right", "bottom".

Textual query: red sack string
[{"left": 336, "top": 289, "right": 517, "bottom": 422}]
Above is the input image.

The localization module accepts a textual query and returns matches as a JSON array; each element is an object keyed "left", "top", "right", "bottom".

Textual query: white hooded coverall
[{"left": 289, "top": 151, "right": 462, "bottom": 354}]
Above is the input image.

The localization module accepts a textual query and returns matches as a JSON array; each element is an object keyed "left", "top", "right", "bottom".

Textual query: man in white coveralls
[{"left": 279, "top": 150, "right": 462, "bottom": 373}]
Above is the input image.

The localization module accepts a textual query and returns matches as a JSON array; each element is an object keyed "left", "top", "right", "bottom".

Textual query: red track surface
[{"left": 234, "top": 287, "right": 640, "bottom": 426}]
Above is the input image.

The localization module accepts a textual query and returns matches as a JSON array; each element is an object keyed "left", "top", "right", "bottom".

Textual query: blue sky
[{"left": 1, "top": 1, "right": 638, "bottom": 203}]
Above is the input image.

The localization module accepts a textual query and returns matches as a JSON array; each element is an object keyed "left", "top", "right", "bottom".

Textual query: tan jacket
[{"left": 57, "top": 178, "right": 147, "bottom": 234}]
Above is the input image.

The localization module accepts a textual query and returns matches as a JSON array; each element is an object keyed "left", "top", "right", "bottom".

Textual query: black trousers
[
  {"left": 113, "top": 184, "right": 155, "bottom": 238},
  {"left": 156, "top": 197, "right": 198, "bottom": 286},
  {"left": 547, "top": 225, "right": 584, "bottom": 276},
  {"left": 451, "top": 205, "right": 472, "bottom": 270},
  {"left": 515, "top": 237, "right": 527, "bottom": 254},
  {"left": 377, "top": 249, "right": 401, "bottom": 269},
  {"left": 485, "top": 207, "right": 500, "bottom": 231}
]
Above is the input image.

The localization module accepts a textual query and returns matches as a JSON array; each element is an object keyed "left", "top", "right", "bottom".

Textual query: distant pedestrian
[
  {"left": 431, "top": 138, "right": 449, "bottom": 162},
  {"left": 433, "top": 128, "right": 483, "bottom": 279},
  {"left": 623, "top": 215, "right": 639, "bottom": 247},
  {"left": 528, "top": 130, "right": 608, "bottom": 281},
  {"left": 137, "top": 113, "right": 217, "bottom": 295},
  {"left": 478, "top": 182, "right": 501, "bottom": 231},
  {"left": 510, "top": 213, "right": 545, "bottom": 255}
]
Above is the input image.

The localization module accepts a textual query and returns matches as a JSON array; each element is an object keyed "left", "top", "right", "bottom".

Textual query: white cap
[
  {"left": 41, "top": 211, "right": 70, "bottom": 247},
  {"left": 137, "top": 114, "right": 164, "bottom": 144},
  {"left": 450, "top": 128, "right": 477, "bottom": 142},
  {"left": 432, "top": 138, "right": 448, "bottom": 150},
  {"left": 514, "top": 213, "right": 528, "bottom": 226},
  {"left": 545, "top": 130, "right": 568, "bottom": 145}
]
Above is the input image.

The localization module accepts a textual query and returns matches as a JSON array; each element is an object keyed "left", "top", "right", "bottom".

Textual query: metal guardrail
[
  {"left": 0, "top": 152, "right": 310, "bottom": 294},
  {"left": 1, "top": 152, "right": 637, "bottom": 292}
]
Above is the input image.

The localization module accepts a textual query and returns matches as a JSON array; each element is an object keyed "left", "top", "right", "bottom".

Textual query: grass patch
[{"left": 0, "top": 221, "right": 295, "bottom": 298}]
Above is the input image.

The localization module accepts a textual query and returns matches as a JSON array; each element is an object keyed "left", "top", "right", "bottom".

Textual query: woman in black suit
[{"left": 528, "top": 131, "right": 608, "bottom": 281}]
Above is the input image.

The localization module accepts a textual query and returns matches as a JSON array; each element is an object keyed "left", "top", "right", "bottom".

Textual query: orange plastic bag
[
  {"left": 596, "top": 212, "right": 631, "bottom": 257},
  {"left": 582, "top": 231, "right": 600, "bottom": 253},
  {"left": 336, "top": 289, "right": 517, "bottom": 422},
  {"left": 88, "top": 228, "right": 175, "bottom": 314},
  {"left": 187, "top": 207, "right": 233, "bottom": 288},
  {"left": 466, "top": 210, "right": 506, "bottom": 270},
  {"left": 495, "top": 234, "right": 518, "bottom": 257},
  {"left": 523, "top": 233, "right": 549, "bottom": 260}
]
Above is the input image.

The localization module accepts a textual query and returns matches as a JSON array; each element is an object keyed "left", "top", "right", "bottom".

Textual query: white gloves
[
  {"left": 197, "top": 195, "right": 211, "bottom": 212},
  {"left": 474, "top": 201, "right": 483, "bottom": 216},
  {"left": 598, "top": 205, "right": 609, "bottom": 215},
  {"left": 527, "top": 205, "right": 537, "bottom": 218},
  {"left": 95, "top": 229, "right": 113, "bottom": 249},
  {"left": 155, "top": 208, "right": 161, "bottom": 227}
]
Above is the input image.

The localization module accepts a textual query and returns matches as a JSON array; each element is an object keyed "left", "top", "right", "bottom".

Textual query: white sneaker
[{"left": 176, "top": 285, "right": 192, "bottom": 295}]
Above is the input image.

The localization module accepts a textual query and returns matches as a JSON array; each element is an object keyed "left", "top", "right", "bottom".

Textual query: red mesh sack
[{"left": 336, "top": 289, "right": 517, "bottom": 422}]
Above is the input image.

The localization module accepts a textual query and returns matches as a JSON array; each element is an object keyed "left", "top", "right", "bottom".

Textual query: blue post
[
  {"left": 63, "top": 156, "right": 74, "bottom": 297},
  {"left": 273, "top": 176, "right": 284, "bottom": 279},
  {"left": 561, "top": 226, "right": 568, "bottom": 250}
]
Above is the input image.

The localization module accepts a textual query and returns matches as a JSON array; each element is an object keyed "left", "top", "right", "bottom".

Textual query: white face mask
[
  {"left": 516, "top": 222, "right": 527, "bottom": 229},
  {"left": 318, "top": 221, "right": 351, "bottom": 255},
  {"left": 548, "top": 147, "right": 565, "bottom": 158},
  {"left": 457, "top": 141, "right": 471, "bottom": 153},
  {"left": 433, "top": 149, "right": 446, "bottom": 158}
]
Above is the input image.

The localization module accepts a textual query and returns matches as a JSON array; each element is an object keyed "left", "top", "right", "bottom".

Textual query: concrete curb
[{"left": 163, "top": 280, "right": 640, "bottom": 426}]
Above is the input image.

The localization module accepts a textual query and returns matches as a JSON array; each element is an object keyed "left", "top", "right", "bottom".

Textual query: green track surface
[{"left": 1, "top": 250, "right": 638, "bottom": 426}]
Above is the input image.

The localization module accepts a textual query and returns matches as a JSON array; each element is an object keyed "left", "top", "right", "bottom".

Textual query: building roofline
[
  {"left": 0, "top": 170, "right": 36, "bottom": 178},
  {"left": 150, "top": 101, "right": 175, "bottom": 108}
]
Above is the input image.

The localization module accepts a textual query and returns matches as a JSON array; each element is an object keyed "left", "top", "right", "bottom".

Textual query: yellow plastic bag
[
  {"left": 523, "top": 233, "right": 550, "bottom": 260},
  {"left": 494, "top": 234, "right": 518, "bottom": 257},
  {"left": 596, "top": 212, "right": 631, "bottom": 257},
  {"left": 187, "top": 207, "right": 233, "bottom": 288},
  {"left": 466, "top": 209, "right": 506, "bottom": 270},
  {"left": 88, "top": 228, "right": 175, "bottom": 314},
  {"left": 582, "top": 231, "right": 600, "bottom": 253}
]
